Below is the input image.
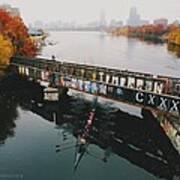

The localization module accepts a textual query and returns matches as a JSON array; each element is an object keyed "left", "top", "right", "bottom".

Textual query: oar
[
  {"left": 56, "top": 144, "right": 78, "bottom": 153},
  {"left": 55, "top": 141, "right": 74, "bottom": 148}
]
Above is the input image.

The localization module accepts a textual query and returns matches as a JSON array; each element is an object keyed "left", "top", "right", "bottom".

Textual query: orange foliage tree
[{"left": 0, "top": 9, "right": 37, "bottom": 65}]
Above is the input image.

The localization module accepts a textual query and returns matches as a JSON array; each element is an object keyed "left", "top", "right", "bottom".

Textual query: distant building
[
  {"left": 33, "top": 20, "right": 44, "bottom": 29},
  {"left": 99, "top": 11, "right": 107, "bottom": 29},
  {"left": 139, "top": 20, "right": 149, "bottom": 26},
  {"left": 109, "top": 19, "right": 123, "bottom": 28},
  {"left": 153, "top": 18, "right": 168, "bottom": 27},
  {"left": 127, "top": 6, "right": 149, "bottom": 27},
  {"left": 0, "top": 4, "right": 20, "bottom": 16},
  {"left": 127, "top": 7, "right": 141, "bottom": 27},
  {"left": 172, "top": 20, "right": 179, "bottom": 26}
]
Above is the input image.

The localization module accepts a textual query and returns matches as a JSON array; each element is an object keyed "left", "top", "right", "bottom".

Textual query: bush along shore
[{"left": 109, "top": 25, "right": 180, "bottom": 56}]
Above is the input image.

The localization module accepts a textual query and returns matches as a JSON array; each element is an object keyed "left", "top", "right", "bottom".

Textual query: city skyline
[{"left": 0, "top": 0, "right": 179, "bottom": 26}]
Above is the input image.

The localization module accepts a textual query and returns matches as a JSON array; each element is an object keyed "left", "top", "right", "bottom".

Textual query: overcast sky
[{"left": 0, "top": 0, "right": 179, "bottom": 25}]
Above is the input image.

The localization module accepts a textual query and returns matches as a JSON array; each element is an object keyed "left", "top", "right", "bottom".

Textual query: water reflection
[
  {"left": 168, "top": 44, "right": 180, "bottom": 58},
  {"left": 0, "top": 94, "right": 18, "bottom": 146},
  {"left": 20, "top": 96, "right": 180, "bottom": 179},
  {"left": 0, "top": 76, "right": 43, "bottom": 146},
  {"left": 0, "top": 91, "right": 31, "bottom": 147},
  {"left": 0, "top": 82, "right": 179, "bottom": 179}
]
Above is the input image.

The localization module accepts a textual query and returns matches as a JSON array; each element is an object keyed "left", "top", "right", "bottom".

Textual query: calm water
[
  {"left": 40, "top": 31, "right": 180, "bottom": 77},
  {"left": 0, "top": 32, "right": 180, "bottom": 180},
  {"left": 0, "top": 90, "right": 179, "bottom": 180}
]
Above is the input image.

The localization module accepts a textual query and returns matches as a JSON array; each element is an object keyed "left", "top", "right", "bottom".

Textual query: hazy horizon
[{"left": 0, "top": 0, "right": 179, "bottom": 25}]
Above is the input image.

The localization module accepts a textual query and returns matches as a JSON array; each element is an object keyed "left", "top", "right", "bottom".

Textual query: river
[
  {"left": 40, "top": 31, "right": 180, "bottom": 77},
  {"left": 0, "top": 31, "right": 180, "bottom": 180}
]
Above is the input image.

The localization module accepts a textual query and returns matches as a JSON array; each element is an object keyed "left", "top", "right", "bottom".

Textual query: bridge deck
[{"left": 10, "top": 56, "right": 180, "bottom": 116}]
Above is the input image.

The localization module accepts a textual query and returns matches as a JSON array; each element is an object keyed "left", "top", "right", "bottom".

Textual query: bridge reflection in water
[{"left": 0, "top": 84, "right": 179, "bottom": 180}]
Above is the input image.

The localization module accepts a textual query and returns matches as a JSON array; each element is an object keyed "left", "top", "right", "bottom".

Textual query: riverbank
[
  {"left": 108, "top": 26, "right": 180, "bottom": 57},
  {"left": 110, "top": 30, "right": 165, "bottom": 43}
]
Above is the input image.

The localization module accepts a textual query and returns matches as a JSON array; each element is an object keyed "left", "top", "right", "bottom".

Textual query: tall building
[
  {"left": 0, "top": 4, "right": 20, "bottom": 16},
  {"left": 99, "top": 11, "right": 107, "bottom": 29},
  {"left": 127, "top": 7, "right": 141, "bottom": 27},
  {"left": 126, "top": 6, "right": 149, "bottom": 27}
]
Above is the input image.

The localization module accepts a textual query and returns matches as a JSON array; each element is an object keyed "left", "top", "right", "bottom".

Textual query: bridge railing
[
  {"left": 10, "top": 56, "right": 180, "bottom": 116},
  {"left": 11, "top": 56, "right": 180, "bottom": 96}
]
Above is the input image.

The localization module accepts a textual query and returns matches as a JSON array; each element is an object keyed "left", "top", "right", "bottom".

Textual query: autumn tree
[
  {"left": 0, "top": 8, "right": 37, "bottom": 65},
  {"left": 18, "top": 38, "right": 37, "bottom": 57},
  {"left": 168, "top": 27, "right": 180, "bottom": 46},
  {"left": 0, "top": 10, "right": 12, "bottom": 30},
  {"left": 0, "top": 34, "right": 13, "bottom": 65}
]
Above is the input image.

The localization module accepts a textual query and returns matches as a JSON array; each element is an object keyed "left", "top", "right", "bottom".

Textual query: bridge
[{"left": 10, "top": 56, "right": 180, "bottom": 116}]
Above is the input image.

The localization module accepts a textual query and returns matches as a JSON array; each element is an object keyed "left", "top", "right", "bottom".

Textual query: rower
[{"left": 79, "top": 136, "right": 86, "bottom": 144}]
